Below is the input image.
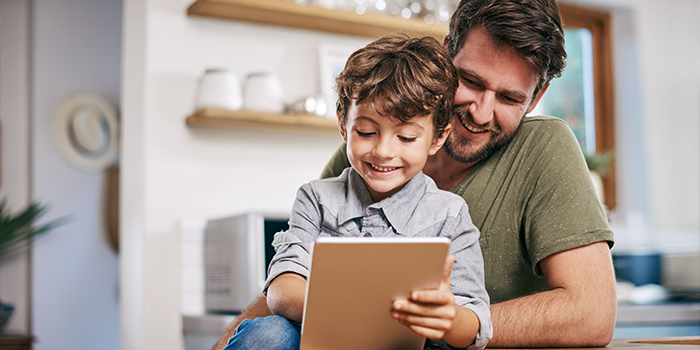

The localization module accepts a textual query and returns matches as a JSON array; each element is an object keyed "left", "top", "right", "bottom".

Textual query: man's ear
[
  {"left": 442, "top": 33, "right": 450, "bottom": 48},
  {"left": 429, "top": 123, "right": 452, "bottom": 156},
  {"left": 337, "top": 114, "right": 347, "bottom": 143},
  {"left": 526, "top": 83, "right": 550, "bottom": 114}
]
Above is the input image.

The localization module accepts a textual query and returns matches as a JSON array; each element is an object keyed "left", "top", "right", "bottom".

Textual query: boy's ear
[
  {"left": 337, "top": 114, "right": 348, "bottom": 142},
  {"left": 429, "top": 123, "right": 452, "bottom": 156}
]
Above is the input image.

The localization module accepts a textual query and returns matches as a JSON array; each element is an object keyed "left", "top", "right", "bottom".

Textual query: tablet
[{"left": 299, "top": 236, "right": 450, "bottom": 350}]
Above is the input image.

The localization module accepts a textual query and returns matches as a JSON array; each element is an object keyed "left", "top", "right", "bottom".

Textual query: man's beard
[{"left": 444, "top": 106, "right": 525, "bottom": 164}]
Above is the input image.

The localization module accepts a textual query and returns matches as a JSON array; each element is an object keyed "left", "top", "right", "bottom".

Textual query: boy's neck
[{"left": 423, "top": 149, "right": 478, "bottom": 191}]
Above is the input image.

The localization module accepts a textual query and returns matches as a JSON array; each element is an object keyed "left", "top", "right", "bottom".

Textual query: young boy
[{"left": 224, "top": 34, "right": 491, "bottom": 350}]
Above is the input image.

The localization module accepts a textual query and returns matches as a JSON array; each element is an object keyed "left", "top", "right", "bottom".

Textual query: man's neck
[{"left": 424, "top": 149, "right": 479, "bottom": 191}]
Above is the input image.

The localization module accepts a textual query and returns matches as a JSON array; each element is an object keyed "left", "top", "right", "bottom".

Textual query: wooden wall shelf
[
  {"left": 187, "top": 0, "right": 449, "bottom": 39},
  {"left": 186, "top": 108, "right": 340, "bottom": 134}
]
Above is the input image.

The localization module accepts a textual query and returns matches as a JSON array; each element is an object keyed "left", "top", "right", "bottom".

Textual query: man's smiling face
[{"left": 444, "top": 27, "right": 547, "bottom": 164}]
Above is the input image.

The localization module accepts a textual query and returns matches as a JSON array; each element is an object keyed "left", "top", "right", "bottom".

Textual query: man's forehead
[{"left": 454, "top": 28, "right": 539, "bottom": 97}]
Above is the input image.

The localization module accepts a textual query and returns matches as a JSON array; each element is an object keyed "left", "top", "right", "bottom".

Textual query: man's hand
[{"left": 391, "top": 254, "right": 479, "bottom": 348}]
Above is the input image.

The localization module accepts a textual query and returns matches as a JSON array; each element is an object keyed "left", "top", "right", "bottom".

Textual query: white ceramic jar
[
  {"left": 196, "top": 69, "right": 243, "bottom": 111},
  {"left": 243, "top": 72, "right": 286, "bottom": 114}
]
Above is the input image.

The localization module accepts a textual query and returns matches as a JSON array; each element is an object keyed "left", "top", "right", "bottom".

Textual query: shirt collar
[{"left": 337, "top": 168, "right": 427, "bottom": 234}]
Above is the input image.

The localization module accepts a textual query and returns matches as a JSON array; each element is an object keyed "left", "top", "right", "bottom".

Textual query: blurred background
[{"left": 0, "top": 0, "right": 697, "bottom": 349}]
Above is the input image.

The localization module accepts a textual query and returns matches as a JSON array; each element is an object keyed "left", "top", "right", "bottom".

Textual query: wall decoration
[{"left": 54, "top": 93, "right": 119, "bottom": 172}]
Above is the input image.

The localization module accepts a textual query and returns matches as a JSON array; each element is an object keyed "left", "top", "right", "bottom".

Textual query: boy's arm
[
  {"left": 392, "top": 254, "right": 481, "bottom": 348},
  {"left": 266, "top": 272, "right": 307, "bottom": 323}
]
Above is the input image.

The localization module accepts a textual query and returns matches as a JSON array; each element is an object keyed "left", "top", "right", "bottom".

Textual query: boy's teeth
[{"left": 370, "top": 164, "right": 396, "bottom": 172}]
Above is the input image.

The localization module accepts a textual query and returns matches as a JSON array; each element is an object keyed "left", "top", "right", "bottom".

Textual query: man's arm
[
  {"left": 208, "top": 273, "right": 306, "bottom": 350},
  {"left": 488, "top": 241, "right": 617, "bottom": 348},
  {"left": 208, "top": 295, "right": 272, "bottom": 350}
]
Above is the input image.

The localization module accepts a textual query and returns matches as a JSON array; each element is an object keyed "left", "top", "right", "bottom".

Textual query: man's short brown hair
[
  {"left": 446, "top": 0, "right": 567, "bottom": 98},
  {"left": 336, "top": 34, "right": 458, "bottom": 138}
]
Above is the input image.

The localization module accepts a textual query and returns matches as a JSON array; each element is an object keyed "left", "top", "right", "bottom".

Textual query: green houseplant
[
  {"left": 583, "top": 151, "right": 613, "bottom": 206},
  {"left": 583, "top": 150, "right": 613, "bottom": 175},
  {"left": 0, "top": 199, "right": 63, "bottom": 332}
]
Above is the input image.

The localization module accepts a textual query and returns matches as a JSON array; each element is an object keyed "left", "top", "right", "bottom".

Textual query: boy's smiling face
[{"left": 339, "top": 101, "right": 451, "bottom": 202}]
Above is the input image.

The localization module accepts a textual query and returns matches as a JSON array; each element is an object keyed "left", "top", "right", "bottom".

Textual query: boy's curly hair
[{"left": 335, "top": 34, "right": 458, "bottom": 138}]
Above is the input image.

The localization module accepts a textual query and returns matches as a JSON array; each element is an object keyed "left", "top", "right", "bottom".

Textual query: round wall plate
[{"left": 54, "top": 93, "right": 119, "bottom": 172}]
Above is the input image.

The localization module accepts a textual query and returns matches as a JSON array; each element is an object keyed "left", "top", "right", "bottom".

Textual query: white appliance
[{"left": 204, "top": 212, "right": 289, "bottom": 314}]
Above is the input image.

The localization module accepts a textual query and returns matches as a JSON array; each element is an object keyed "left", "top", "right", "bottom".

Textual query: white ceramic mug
[
  {"left": 243, "top": 72, "right": 286, "bottom": 114},
  {"left": 196, "top": 69, "right": 243, "bottom": 111}
]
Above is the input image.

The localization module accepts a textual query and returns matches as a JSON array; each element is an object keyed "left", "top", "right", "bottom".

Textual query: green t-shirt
[{"left": 320, "top": 116, "right": 614, "bottom": 303}]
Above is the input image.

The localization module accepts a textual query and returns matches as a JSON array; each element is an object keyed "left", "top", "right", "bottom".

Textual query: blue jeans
[{"left": 223, "top": 315, "right": 301, "bottom": 350}]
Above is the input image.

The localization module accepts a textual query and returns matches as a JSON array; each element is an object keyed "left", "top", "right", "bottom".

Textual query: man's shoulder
[
  {"left": 521, "top": 115, "right": 571, "bottom": 133},
  {"left": 507, "top": 115, "right": 578, "bottom": 150}
]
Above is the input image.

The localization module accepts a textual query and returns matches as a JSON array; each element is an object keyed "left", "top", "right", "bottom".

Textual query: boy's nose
[{"left": 374, "top": 136, "right": 396, "bottom": 159}]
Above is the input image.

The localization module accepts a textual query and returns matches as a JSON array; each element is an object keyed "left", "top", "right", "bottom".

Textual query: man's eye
[
  {"left": 500, "top": 95, "right": 522, "bottom": 104},
  {"left": 398, "top": 136, "right": 416, "bottom": 142},
  {"left": 461, "top": 77, "right": 481, "bottom": 88}
]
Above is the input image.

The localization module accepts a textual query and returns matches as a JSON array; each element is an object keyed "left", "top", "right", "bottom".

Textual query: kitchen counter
[
  {"left": 183, "top": 304, "right": 700, "bottom": 350},
  {"left": 183, "top": 302, "right": 700, "bottom": 333},
  {"left": 617, "top": 302, "right": 700, "bottom": 324}
]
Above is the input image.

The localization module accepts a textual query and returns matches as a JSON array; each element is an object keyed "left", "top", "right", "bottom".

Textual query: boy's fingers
[
  {"left": 397, "top": 316, "right": 451, "bottom": 339},
  {"left": 409, "top": 289, "right": 451, "bottom": 305},
  {"left": 393, "top": 297, "right": 455, "bottom": 318},
  {"left": 410, "top": 325, "right": 446, "bottom": 340}
]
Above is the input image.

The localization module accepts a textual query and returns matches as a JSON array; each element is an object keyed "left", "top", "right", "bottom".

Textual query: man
[{"left": 210, "top": 0, "right": 616, "bottom": 348}]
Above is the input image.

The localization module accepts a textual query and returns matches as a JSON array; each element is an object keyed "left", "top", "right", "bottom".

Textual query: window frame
[{"left": 559, "top": 2, "right": 617, "bottom": 209}]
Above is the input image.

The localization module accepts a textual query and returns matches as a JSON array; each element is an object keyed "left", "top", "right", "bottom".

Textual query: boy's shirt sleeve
[
  {"left": 263, "top": 183, "right": 322, "bottom": 295},
  {"left": 443, "top": 203, "right": 492, "bottom": 350}
]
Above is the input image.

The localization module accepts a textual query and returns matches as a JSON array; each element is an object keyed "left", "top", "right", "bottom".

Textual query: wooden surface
[
  {"left": 484, "top": 337, "right": 700, "bottom": 350},
  {"left": 629, "top": 339, "right": 700, "bottom": 346},
  {"left": 187, "top": 0, "right": 449, "bottom": 39},
  {"left": 186, "top": 108, "right": 340, "bottom": 134},
  {"left": 0, "top": 334, "right": 32, "bottom": 350}
]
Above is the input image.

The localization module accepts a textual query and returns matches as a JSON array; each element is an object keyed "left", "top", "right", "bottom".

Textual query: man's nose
[{"left": 469, "top": 91, "right": 496, "bottom": 125}]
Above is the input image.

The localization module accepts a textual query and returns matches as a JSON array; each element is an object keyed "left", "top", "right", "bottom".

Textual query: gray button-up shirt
[{"left": 265, "top": 167, "right": 492, "bottom": 350}]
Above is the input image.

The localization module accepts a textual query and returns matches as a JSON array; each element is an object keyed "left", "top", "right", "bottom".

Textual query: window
[{"left": 530, "top": 3, "right": 616, "bottom": 208}]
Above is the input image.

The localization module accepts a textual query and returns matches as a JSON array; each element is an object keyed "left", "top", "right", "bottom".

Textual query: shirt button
[{"left": 363, "top": 233, "right": 372, "bottom": 237}]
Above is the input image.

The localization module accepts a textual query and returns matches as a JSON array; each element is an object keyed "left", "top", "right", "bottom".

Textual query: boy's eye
[
  {"left": 398, "top": 136, "right": 416, "bottom": 142},
  {"left": 356, "top": 130, "right": 375, "bottom": 137}
]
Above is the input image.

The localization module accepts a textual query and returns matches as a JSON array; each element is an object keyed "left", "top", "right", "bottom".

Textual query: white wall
[
  {"left": 121, "top": 0, "right": 365, "bottom": 348},
  {"left": 1, "top": 0, "right": 122, "bottom": 348},
  {"left": 562, "top": 0, "right": 700, "bottom": 250},
  {"left": 116, "top": 0, "right": 695, "bottom": 349},
  {"left": 30, "top": 0, "right": 122, "bottom": 348}
]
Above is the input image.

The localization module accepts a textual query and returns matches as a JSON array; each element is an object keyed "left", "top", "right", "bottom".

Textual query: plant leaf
[{"left": 0, "top": 199, "right": 65, "bottom": 256}]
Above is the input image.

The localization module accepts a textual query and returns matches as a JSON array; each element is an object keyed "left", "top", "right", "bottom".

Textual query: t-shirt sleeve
[
  {"left": 521, "top": 119, "right": 614, "bottom": 275},
  {"left": 320, "top": 143, "right": 350, "bottom": 179}
]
